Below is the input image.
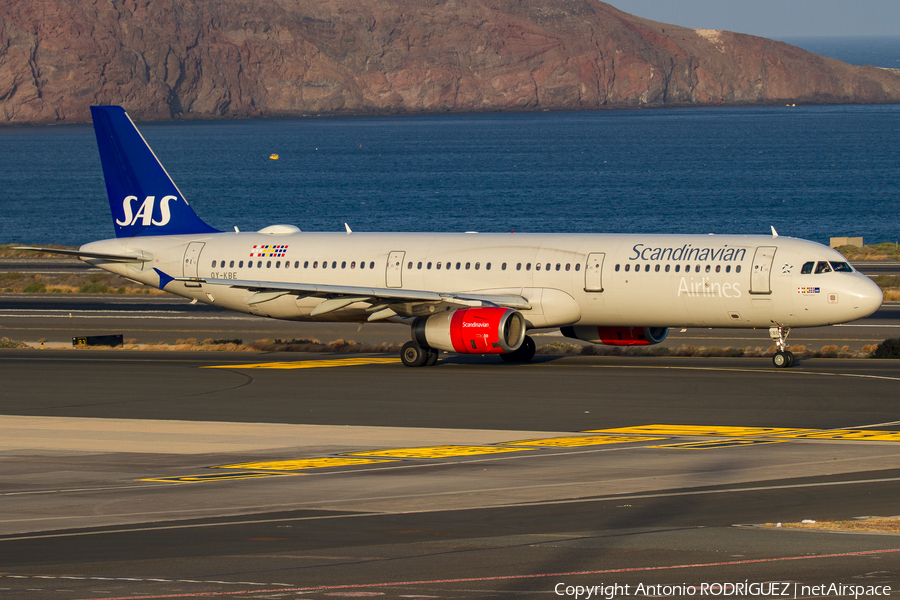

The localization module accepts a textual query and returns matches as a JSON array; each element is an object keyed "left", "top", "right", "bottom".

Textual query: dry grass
[
  {"left": 835, "top": 243, "right": 900, "bottom": 261},
  {"left": 535, "top": 342, "right": 880, "bottom": 359},
  {"left": 763, "top": 518, "right": 900, "bottom": 534},
  {"left": 0, "top": 272, "right": 164, "bottom": 295}
]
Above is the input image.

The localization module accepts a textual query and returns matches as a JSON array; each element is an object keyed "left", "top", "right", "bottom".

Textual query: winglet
[{"left": 154, "top": 268, "right": 175, "bottom": 290}]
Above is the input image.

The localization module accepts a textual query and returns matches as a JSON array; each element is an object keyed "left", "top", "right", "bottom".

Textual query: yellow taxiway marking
[
  {"left": 343, "top": 445, "right": 526, "bottom": 459},
  {"left": 215, "top": 457, "right": 396, "bottom": 471},
  {"left": 773, "top": 430, "right": 900, "bottom": 441},
  {"left": 140, "top": 472, "right": 294, "bottom": 483},
  {"left": 590, "top": 425, "right": 813, "bottom": 438},
  {"left": 504, "top": 435, "right": 667, "bottom": 447},
  {"left": 203, "top": 357, "right": 400, "bottom": 369},
  {"left": 649, "top": 439, "right": 785, "bottom": 450}
]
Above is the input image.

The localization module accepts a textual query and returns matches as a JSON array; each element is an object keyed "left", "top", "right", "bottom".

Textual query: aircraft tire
[
  {"left": 425, "top": 349, "right": 440, "bottom": 367},
  {"left": 785, "top": 351, "right": 795, "bottom": 368},
  {"left": 772, "top": 351, "right": 789, "bottom": 368},
  {"left": 500, "top": 336, "right": 536, "bottom": 363},
  {"left": 401, "top": 341, "right": 428, "bottom": 367}
]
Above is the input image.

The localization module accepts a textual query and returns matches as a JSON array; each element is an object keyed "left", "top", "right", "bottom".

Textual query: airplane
[{"left": 19, "top": 106, "right": 883, "bottom": 368}]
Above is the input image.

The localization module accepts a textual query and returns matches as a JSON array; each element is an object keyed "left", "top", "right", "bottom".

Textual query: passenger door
[
  {"left": 750, "top": 246, "right": 777, "bottom": 294},
  {"left": 386, "top": 251, "right": 405, "bottom": 288},
  {"left": 584, "top": 252, "right": 605, "bottom": 292}
]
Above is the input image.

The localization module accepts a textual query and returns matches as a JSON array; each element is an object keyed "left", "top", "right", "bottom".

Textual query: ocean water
[
  {"left": 0, "top": 104, "right": 898, "bottom": 247},
  {"left": 784, "top": 35, "right": 900, "bottom": 69}
]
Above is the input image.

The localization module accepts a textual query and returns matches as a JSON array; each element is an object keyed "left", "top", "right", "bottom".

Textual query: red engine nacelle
[
  {"left": 560, "top": 326, "right": 669, "bottom": 346},
  {"left": 413, "top": 307, "right": 526, "bottom": 354}
]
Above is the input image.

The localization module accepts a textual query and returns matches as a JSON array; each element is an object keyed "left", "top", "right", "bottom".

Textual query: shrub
[
  {"left": 23, "top": 282, "right": 46, "bottom": 293},
  {"left": 871, "top": 339, "right": 900, "bottom": 359}
]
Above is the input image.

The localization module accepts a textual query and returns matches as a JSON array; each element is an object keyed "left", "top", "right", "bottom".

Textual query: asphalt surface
[{"left": 2, "top": 349, "right": 900, "bottom": 599}]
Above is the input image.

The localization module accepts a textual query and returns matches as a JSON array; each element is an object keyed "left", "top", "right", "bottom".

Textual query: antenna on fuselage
[{"left": 771, "top": 226, "right": 779, "bottom": 238}]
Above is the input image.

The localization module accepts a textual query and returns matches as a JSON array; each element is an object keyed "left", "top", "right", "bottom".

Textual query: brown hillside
[{"left": 2, "top": 0, "right": 900, "bottom": 123}]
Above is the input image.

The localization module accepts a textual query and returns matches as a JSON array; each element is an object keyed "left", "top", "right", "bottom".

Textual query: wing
[{"left": 175, "top": 276, "right": 532, "bottom": 321}]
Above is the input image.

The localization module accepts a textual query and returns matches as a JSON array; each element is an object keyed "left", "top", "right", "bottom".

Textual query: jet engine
[
  {"left": 412, "top": 307, "right": 526, "bottom": 354},
  {"left": 560, "top": 325, "right": 669, "bottom": 346}
]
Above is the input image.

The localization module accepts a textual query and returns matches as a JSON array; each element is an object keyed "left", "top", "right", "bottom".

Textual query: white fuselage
[{"left": 81, "top": 231, "right": 883, "bottom": 331}]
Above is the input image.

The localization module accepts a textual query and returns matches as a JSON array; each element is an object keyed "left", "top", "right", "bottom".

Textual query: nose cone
[{"left": 850, "top": 278, "right": 883, "bottom": 318}]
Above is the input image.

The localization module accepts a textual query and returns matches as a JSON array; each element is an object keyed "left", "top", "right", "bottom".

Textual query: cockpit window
[
  {"left": 801, "top": 261, "right": 814, "bottom": 275},
  {"left": 814, "top": 261, "right": 833, "bottom": 274},
  {"left": 830, "top": 261, "right": 853, "bottom": 272}
]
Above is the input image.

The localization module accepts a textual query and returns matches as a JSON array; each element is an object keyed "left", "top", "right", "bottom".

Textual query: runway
[
  {"left": 2, "top": 350, "right": 900, "bottom": 598},
  {"left": 1, "top": 294, "right": 898, "bottom": 352}
]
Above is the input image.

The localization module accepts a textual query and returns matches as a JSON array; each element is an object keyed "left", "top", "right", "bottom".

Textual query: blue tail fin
[{"left": 91, "top": 106, "right": 220, "bottom": 238}]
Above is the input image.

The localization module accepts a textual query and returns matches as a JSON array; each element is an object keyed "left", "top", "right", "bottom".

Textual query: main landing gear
[
  {"left": 500, "top": 335, "right": 536, "bottom": 363},
  {"left": 769, "top": 326, "right": 795, "bottom": 368},
  {"left": 400, "top": 341, "right": 440, "bottom": 367},
  {"left": 399, "top": 335, "right": 537, "bottom": 367}
]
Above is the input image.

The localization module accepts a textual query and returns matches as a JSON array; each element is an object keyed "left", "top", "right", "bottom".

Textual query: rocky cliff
[{"left": 2, "top": 0, "right": 900, "bottom": 124}]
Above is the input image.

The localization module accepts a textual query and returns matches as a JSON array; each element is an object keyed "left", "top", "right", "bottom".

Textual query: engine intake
[
  {"left": 560, "top": 326, "right": 669, "bottom": 346},
  {"left": 413, "top": 307, "right": 526, "bottom": 354}
]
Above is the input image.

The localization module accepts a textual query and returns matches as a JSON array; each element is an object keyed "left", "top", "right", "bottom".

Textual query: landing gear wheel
[
  {"left": 401, "top": 341, "right": 428, "bottom": 367},
  {"left": 500, "top": 335, "right": 536, "bottom": 363},
  {"left": 424, "top": 348, "right": 440, "bottom": 367},
  {"left": 772, "top": 351, "right": 795, "bottom": 368}
]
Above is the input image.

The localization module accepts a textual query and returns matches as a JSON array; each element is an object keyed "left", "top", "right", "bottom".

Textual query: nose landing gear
[{"left": 769, "top": 326, "right": 795, "bottom": 368}]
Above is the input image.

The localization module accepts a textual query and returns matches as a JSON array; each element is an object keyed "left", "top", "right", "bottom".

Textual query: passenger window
[
  {"left": 323, "top": 261, "right": 328, "bottom": 269},
  {"left": 427, "top": 262, "right": 432, "bottom": 269},
  {"left": 407, "top": 262, "right": 412, "bottom": 269},
  {"left": 705, "top": 265, "right": 711, "bottom": 273},
  {"left": 546, "top": 263, "right": 551, "bottom": 271},
  {"left": 313, "top": 261, "right": 318, "bottom": 268},
  {"left": 555, "top": 264, "right": 561, "bottom": 271},
  {"left": 475, "top": 262, "right": 480, "bottom": 270},
  {"left": 715, "top": 265, "right": 720, "bottom": 273},
  {"left": 615, "top": 264, "right": 620, "bottom": 272},
  {"left": 801, "top": 261, "right": 814, "bottom": 274},
  {"left": 370, "top": 262, "right": 375, "bottom": 269},
  {"left": 655, "top": 264, "right": 660, "bottom": 272},
  {"left": 436, "top": 262, "right": 441, "bottom": 270},
  {"left": 736, "top": 265, "right": 741, "bottom": 273},
  {"left": 285, "top": 261, "right": 290, "bottom": 269},
  {"left": 229, "top": 260, "right": 235, "bottom": 268},
  {"left": 725, "top": 265, "right": 730, "bottom": 273},
  {"left": 645, "top": 264, "right": 651, "bottom": 272},
  {"left": 516, "top": 263, "right": 522, "bottom": 271},
  {"left": 830, "top": 261, "right": 853, "bottom": 272},
  {"left": 239, "top": 261, "right": 244, "bottom": 268},
  {"left": 351, "top": 261, "right": 356, "bottom": 269},
  {"left": 665, "top": 264, "right": 670, "bottom": 272},
  {"left": 565, "top": 264, "right": 570, "bottom": 271},
  {"left": 536, "top": 263, "right": 541, "bottom": 271},
  {"left": 575, "top": 264, "right": 580, "bottom": 271},
  {"left": 486, "top": 263, "right": 491, "bottom": 270},
  {"left": 342, "top": 261, "right": 347, "bottom": 269},
  {"left": 294, "top": 261, "right": 299, "bottom": 268},
  {"left": 815, "top": 261, "right": 833, "bottom": 274},
  {"left": 675, "top": 265, "right": 680, "bottom": 273},
  {"left": 417, "top": 262, "right": 422, "bottom": 269},
  {"left": 624, "top": 264, "right": 630, "bottom": 272},
  {"left": 635, "top": 264, "right": 640, "bottom": 272},
  {"left": 265, "top": 261, "right": 270, "bottom": 268},
  {"left": 526, "top": 263, "right": 532, "bottom": 271},
  {"left": 465, "top": 262, "right": 471, "bottom": 270},
  {"left": 276, "top": 261, "right": 281, "bottom": 268},
  {"left": 502, "top": 263, "right": 507, "bottom": 270},
  {"left": 695, "top": 265, "right": 700, "bottom": 273},
  {"left": 332, "top": 261, "right": 337, "bottom": 269},
  {"left": 304, "top": 261, "right": 309, "bottom": 268},
  {"left": 360, "top": 261, "right": 366, "bottom": 269},
  {"left": 456, "top": 262, "right": 461, "bottom": 270}
]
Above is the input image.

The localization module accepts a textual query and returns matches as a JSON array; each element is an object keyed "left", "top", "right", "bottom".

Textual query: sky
[{"left": 606, "top": 0, "right": 900, "bottom": 39}]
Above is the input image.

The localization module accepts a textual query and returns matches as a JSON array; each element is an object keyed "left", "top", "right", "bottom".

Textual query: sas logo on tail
[{"left": 116, "top": 195, "right": 177, "bottom": 227}]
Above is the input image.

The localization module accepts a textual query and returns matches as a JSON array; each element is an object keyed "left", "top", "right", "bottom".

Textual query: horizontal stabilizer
[{"left": 14, "top": 246, "right": 152, "bottom": 262}]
